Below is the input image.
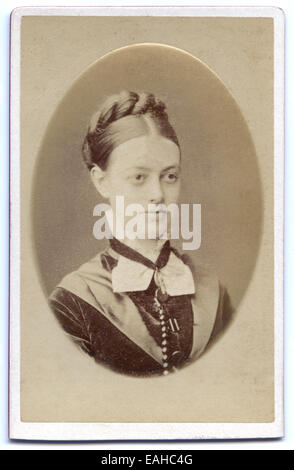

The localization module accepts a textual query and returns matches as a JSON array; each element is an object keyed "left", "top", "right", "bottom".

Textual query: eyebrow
[
  {"left": 122, "top": 165, "right": 180, "bottom": 174},
  {"left": 160, "top": 165, "right": 180, "bottom": 173},
  {"left": 125, "top": 166, "right": 150, "bottom": 171}
]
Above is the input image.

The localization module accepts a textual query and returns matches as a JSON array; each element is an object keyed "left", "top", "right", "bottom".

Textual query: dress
[{"left": 49, "top": 239, "right": 233, "bottom": 376}]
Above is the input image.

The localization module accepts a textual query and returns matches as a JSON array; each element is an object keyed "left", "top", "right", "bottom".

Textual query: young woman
[{"left": 49, "top": 90, "right": 233, "bottom": 377}]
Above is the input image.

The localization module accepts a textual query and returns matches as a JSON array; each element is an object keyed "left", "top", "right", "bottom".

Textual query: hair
[{"left": 82, "top": 90, "right": 180, "bottom": 171}]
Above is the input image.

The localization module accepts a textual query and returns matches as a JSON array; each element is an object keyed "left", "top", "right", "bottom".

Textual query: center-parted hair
[{"left": 82, "top": 91, "right": 180, "bottom": 171}]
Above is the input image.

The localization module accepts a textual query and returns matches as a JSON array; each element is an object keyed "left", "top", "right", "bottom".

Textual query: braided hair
[{"left": 82, "top": 91, "right": 179, "bottom": 170}]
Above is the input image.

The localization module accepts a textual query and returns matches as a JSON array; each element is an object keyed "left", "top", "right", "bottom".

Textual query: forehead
[{"left": 107, "top": 135, "right": 180, "bottom": 172}]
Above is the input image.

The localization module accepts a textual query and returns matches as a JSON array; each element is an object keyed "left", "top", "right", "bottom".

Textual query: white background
[{"left": 1, "top": 0, "right": 293, "bottom": 450}]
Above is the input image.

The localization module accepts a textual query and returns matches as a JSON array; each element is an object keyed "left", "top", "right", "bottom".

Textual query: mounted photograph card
[{"left": 9, "top": 6, "right": 284, "bottom": 440}]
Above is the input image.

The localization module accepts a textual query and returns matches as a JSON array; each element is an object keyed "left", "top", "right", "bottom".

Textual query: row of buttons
[{"left": 159, "top": 306, "right": 169, "bottom": 376}]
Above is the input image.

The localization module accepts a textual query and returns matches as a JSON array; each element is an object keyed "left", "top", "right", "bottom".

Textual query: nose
[{"left": 148, "top": 176, "right": 164, "bottom": 205}]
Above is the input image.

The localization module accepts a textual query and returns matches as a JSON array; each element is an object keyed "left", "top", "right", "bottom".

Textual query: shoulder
[
  {"left": 173, "top": 249, "right": 234, "bottom": 347},
  {"left": 210, "top": 283, "right": 234, "bottom": 339},
  {"left": 56, "top": 249, "right": 112, "bottom": 288},
  {"left": 49, "top": 248, "right": 117, "bottom": 309}
]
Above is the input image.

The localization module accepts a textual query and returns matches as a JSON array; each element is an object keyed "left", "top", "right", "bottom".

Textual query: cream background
[{"left": 20, "top": 16, "right": 274, "bottom": 422}]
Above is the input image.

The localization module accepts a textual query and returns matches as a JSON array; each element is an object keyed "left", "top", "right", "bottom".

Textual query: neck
[
  {"left": 107, "top": 211, "right": 169, "bottom": 262},
  {"left": 121, "top": 238, "right": 167, "bottom": 263}
]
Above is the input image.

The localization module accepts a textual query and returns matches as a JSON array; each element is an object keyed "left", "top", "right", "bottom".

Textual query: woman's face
[{"left": 102, "top": 133, "right": 181, "bottom": 239}]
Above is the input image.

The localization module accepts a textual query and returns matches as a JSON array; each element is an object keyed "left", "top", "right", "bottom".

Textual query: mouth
[
  {"left": 149, "top": 210, "right": 165, "bottom": 214},
  {"left": 135, "top": 210, "right": 168, "bottom": 220},
  {"left": 145, "top": 211, "right": 167, "bottom": 219},
  {"left": 142, "top": 209, "right": 167, "bottom": 214}
]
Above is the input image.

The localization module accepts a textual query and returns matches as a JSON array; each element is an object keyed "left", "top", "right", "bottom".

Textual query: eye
[
  {"left": 130, "top": 173, "right": 147, "bottom": 184},
  {"left": 162, "top": 172, "right": 179, "bottom": 184}
]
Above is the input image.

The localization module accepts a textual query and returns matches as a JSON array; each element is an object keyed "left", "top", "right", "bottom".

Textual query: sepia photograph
[
  {"left": 46, "top": 66, "right": 238, "bottom": 378},
  {"left": 9, "top": 6, "right": 284, "bottom": 440}
]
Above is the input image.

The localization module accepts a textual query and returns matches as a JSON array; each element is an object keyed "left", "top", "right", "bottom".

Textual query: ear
[{"left": 90, "top": 165, "right": 110, "bottom": 198}]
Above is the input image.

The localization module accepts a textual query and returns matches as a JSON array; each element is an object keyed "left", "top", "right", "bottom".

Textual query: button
[
  {"left": 162, "top": 347, "right": 167, "bottom": 353},
  {"left": 163, "top": 362, "right": 168, "bottom": 368},
  {"left": 162, "top": 333, "right": 167, "bottom": 338},
  {"left": 160, "top": 321, "right": 165, "bottom": 326},
  {"left": 161, "top": 326, "right": 166, "bottom": 332},
  {"left": 172, "top": 350, "right": 180, "bottom": 357},
  {"left": 163, "top": 354, "right": 168, "bottom": 360},
  {"left": 162, "top": 340, "right": 167, "bottom": 346},
  {"left": 163, "top": 370, "right": 169, "bottom": 376}
]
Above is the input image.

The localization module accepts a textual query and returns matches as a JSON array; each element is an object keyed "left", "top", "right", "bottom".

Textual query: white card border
[{"left": 9, "top": 5, "right": 284, "bottom": 441}]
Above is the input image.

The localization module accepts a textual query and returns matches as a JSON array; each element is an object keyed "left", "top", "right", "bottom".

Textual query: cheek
[
  {"left": 106, "top": 174, "right": 130, "bottom": 197},
  {"left": 125, "top": 187, "right": 150, "bottom": 206},
  {"left": 164, "top": 182, "right": 181, "bottom": 202},
  {"left": 107, "top": 177, "right": 147, "bottom": 206}
]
